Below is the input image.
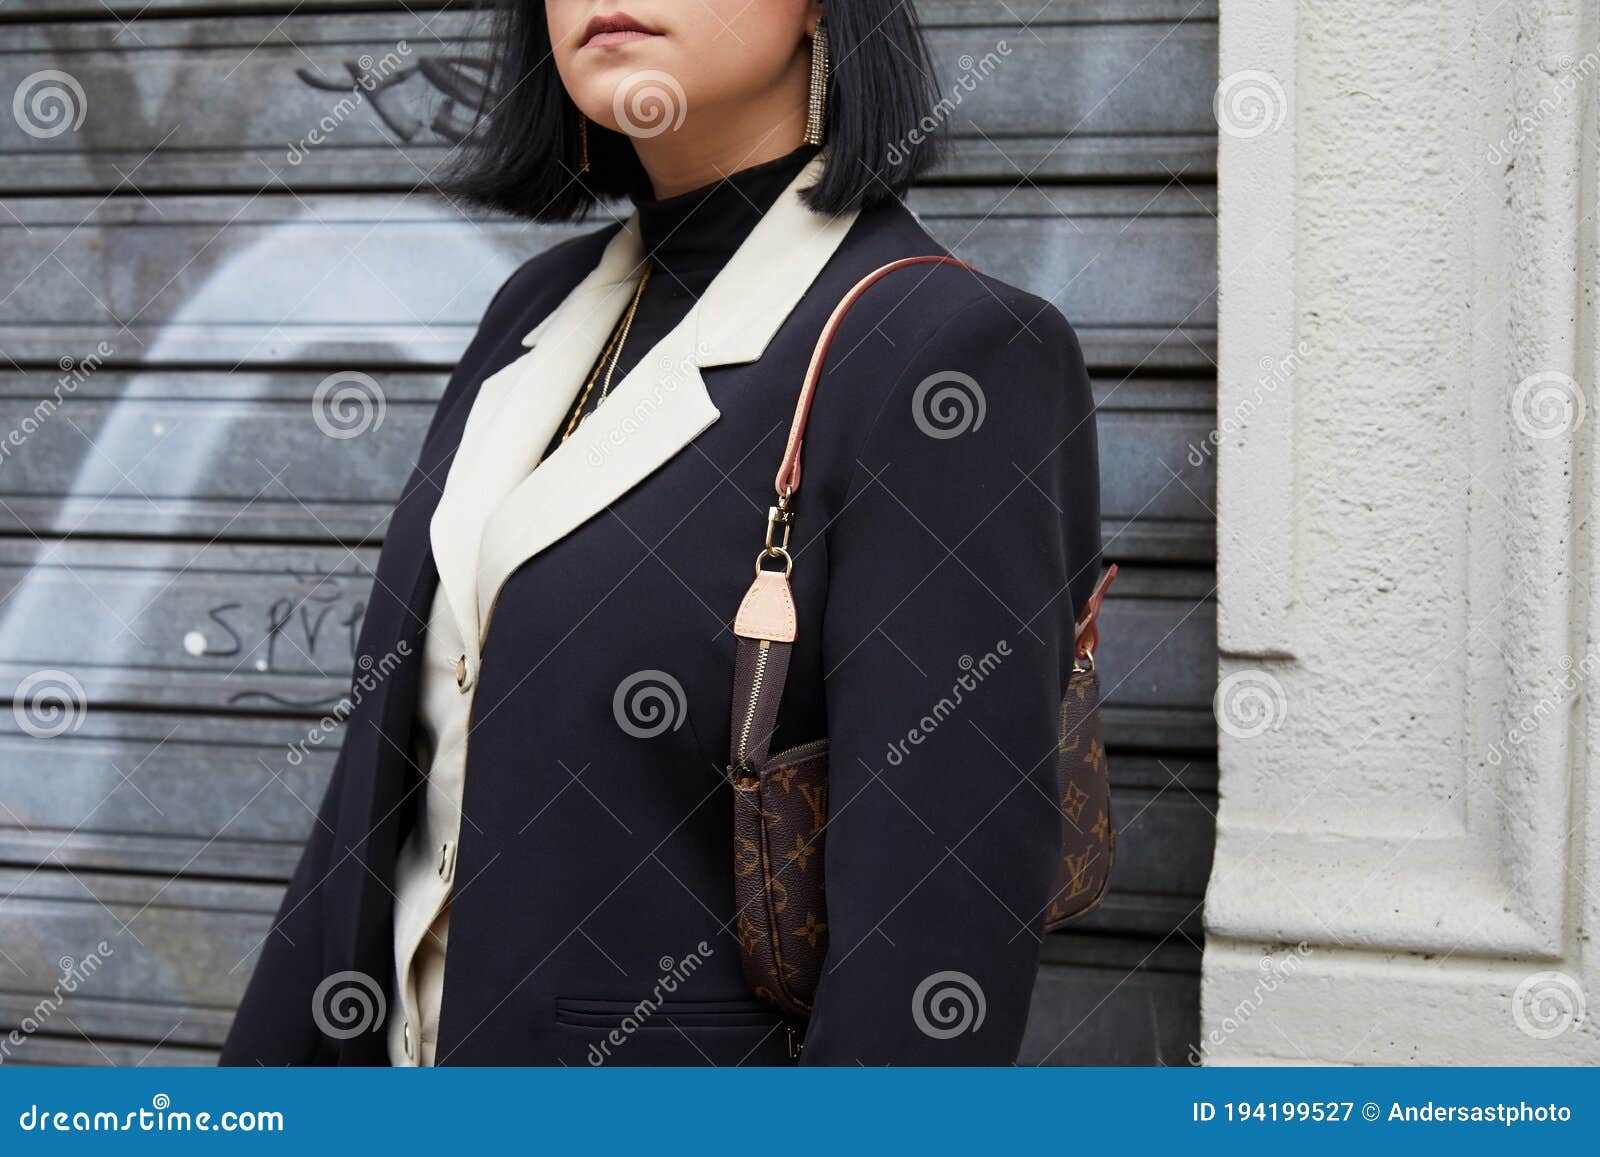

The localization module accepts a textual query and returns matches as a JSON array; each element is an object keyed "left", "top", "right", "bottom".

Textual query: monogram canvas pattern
[
  {"left": 732, "top": 746, "right": 831, "bottom": 1018},
  {"left": 1045, "top": 667, "right": 1115, "bottom": 931},
  {"left": 732, "top": 666, "right": 1114, "bottom": 1018}
]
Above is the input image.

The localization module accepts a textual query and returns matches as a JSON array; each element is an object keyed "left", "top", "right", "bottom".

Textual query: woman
[{"left": 222, "top": 0, "right": 1101, "bottom": 1066}]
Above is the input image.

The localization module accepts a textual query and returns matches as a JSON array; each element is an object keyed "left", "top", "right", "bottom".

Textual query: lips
[{"left": 580, "top": 12, "right": 661, "bottom": 49}]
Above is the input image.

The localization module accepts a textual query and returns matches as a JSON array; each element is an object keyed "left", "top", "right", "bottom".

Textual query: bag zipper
[
  {"left": 765, "top": 737, "right": 828, "bottom": 764},
  {"left": 735, "top": 638, "right": 771, "bottom": 770}
]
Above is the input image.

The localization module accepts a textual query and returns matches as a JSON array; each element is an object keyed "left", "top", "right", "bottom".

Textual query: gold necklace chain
[{"left": 558, "top": 261, "right": 653, "bottom": 445}]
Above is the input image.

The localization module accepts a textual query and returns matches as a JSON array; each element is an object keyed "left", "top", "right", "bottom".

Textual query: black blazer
[{"left": 221, "top": 195, "right": 1101, "bottom": 1066}]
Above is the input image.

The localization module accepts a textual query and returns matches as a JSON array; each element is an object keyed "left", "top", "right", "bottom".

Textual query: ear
[{"left": 807, "top": 1, "right": 825, "bottom": 37}]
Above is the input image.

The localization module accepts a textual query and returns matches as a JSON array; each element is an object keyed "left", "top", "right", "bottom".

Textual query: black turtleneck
[{"left": 542, "top": 145, "right": 817, "bottom": 460}]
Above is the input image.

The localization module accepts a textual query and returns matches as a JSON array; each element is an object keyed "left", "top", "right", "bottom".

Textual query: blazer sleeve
[{"left": 800, "top": 292, "right": 1101, "bottom": 1065}]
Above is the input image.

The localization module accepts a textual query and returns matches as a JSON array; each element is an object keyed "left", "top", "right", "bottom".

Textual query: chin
[{"left": 574, "top": 61, "right": 693, "bottom": 136}]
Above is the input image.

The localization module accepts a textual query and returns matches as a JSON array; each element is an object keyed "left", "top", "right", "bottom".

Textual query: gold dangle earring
[
  {"left": 803, "top": 17, "right": 829, "bottom": 147},
  {"left": 577, "top": 113, "right": 591, "bottom": 174}
]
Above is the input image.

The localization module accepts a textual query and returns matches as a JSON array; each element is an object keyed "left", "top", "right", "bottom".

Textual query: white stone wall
[{"left": 1205, "top": 0, "right": 1599, "bottom": 1063}]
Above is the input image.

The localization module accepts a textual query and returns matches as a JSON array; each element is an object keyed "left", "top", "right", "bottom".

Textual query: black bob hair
[{"left": 444, "top": 0, "right": 943, "bottom": 221}]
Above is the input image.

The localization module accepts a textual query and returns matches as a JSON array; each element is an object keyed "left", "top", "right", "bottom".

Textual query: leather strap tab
[
  {"left": 1074, "top": 564, "right": 1118, "bottom": 660},
  {"left": 733, "top": 570, "right": 798, "bottom": 643}
]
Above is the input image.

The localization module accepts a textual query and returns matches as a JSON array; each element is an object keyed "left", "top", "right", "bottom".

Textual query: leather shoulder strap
[
  {"left": 768, "top": 254, "right": 1116, "bottom": 662},
  {"left": 775, "top": 255, "right": 977, "bottom": 497},
  {"left": 730, "top": 256, "right": 1114, "bottom": 778}
]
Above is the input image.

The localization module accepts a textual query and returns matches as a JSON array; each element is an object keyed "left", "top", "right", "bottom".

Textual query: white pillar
[{"left": 1206, "top": 0, "right": 1599, "bottom": 1063}]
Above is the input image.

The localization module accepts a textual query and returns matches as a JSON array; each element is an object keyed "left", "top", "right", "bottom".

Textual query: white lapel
[
  {"left": 428, "top": 221, "right": 644, "bottom": 651},
  {"left": 436, "top": 155, "right": 859, "bottom": 648}
]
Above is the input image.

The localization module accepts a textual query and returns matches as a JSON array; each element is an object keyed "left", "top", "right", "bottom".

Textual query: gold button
[{"left": 455, "top": 654, "right": 470, "bottom": 690}]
